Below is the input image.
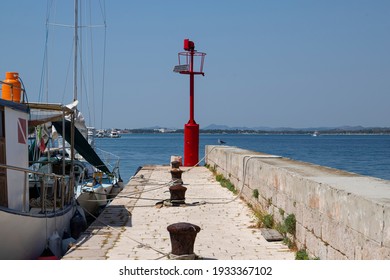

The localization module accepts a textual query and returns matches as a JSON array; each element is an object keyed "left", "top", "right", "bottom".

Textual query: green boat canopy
[{"left": 52, "top": 120, "right": 111, "bottom": 174}]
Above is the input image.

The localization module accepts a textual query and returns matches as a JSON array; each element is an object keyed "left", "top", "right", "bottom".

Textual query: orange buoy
[{"left": 2, "top": 72, "right": 22, "bottom": 102}]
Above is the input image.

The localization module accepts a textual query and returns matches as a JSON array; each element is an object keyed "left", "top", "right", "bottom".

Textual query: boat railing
[
  {"left": 95, "top": 147, "right": 120, "bottom": 174},
  {"left": 0, "top": 163, "right": 74, "bottom": 213}
]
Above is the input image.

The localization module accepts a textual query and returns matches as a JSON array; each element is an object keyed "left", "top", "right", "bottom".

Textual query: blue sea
[{"left": 94, "top": 134, "right": 390, "bottom": 182}]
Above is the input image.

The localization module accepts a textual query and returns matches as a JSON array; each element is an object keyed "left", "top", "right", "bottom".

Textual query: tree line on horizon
[{"left": 121, "top": 127, "right": 390, "bottom": 134}]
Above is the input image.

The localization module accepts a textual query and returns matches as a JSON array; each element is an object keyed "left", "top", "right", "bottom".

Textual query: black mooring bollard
[
  {"left": 169, "top": 184, "right": 187, "bottom": 205},
  {"left": 167, "top": 222, "right": 201, "bottom": 259}
]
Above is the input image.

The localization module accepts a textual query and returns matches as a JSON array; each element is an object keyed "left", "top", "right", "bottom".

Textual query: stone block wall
[{"left": 205, "top": 145, "right": 390, "bottom": 259}]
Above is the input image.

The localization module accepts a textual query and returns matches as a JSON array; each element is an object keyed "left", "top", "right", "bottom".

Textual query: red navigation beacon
[
  {"left": 173, "top": 39, "right": 206, "bottom": 166},
  {"left": 183, "top": 39, "right": 194, "bottom": 51}
]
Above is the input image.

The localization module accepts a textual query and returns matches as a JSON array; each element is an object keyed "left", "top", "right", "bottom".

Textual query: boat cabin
[{"left": 0, "top": 99, "right": 29, "bottom": 211}]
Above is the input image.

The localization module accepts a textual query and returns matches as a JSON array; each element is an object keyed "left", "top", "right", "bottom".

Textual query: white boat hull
[
  {"left": 77, "top": 183, "right": 113, "bottom": 217},
  {"left": 0, "top": 204, "right": 76, "bottom": 260}
]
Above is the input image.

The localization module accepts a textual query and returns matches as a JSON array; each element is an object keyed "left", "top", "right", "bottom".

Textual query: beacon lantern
[{"left": 184, "top": 39, "right": 195, "bottom": 51}]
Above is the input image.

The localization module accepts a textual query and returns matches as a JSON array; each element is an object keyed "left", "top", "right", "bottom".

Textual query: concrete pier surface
[{"left": 63, "top": 165, "right": 295, "bottom": 260}]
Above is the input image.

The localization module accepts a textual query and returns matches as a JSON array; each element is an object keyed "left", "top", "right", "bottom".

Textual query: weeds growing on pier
[
  {"left": 262, "top": 214, "right": 274, "bottom": 228},
  {"left": 295, "top": 249, "right": 310, "bottom": 260},
  {"left": 252, "top": 189, "right": 259, "bottom": 199},
  {"left": 205, "top": 163, "right": 216, "bottom": 174},
  {"left": 274, "top": 213, "right": 298, "bottom": 250},
  {"left": 206, "top": 164, "right": 237, "bottom": 194},
  {"left": 215, "top": 173, "right": 238, "bottom": 194},
  {"left": 206, "top": 163, "right": 318, "bottom": 260},
  {"left": 284, "top": 214, "right": 296, "bottom": 235}
]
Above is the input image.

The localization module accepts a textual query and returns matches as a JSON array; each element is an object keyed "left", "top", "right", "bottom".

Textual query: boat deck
[{"left": 62, "top": 165, "right": 295, "bottom": 260}]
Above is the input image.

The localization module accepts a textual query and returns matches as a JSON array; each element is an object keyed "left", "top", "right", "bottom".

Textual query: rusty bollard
[
  {"left": 169, "top": 184, "right": 187, "bottom": 205},
  {"left": 170, "top": 160, "right": 183, "bottom": 184},
  {"left": 167, "top": 222, "right": 201, "bottom": 260},
  {"left": 171, "top": 160, "right": 181, "bottom": 169},
  {"left": 170, "top": 168, "right": 184, "bottom": 184}
]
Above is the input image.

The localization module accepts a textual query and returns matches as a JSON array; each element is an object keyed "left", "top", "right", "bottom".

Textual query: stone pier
[{"left": 205, "top": 145, "right": 390, "bottom": 259}]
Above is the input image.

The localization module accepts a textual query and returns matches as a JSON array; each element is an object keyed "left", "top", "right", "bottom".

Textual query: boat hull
[
  {"left": 0, "top": 204, "right": 76, "bottom": 260},
  {"left": 77, "top": 183, "right": 113, "bottom": 217}
]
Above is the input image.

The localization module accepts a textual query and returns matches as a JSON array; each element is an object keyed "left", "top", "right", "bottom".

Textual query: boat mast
[
  {"left": 73, "top": 0, "right": 78, "bottom": 103},
  {"left": 69, "top": 0, "right": 78, "bottom": 190}
]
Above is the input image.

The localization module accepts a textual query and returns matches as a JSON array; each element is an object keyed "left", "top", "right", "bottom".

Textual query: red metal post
[
  {"left": 189, "top": 49, "right": 195, "bottom": 123},
  {"left": 176, "top": 39, "right": 205, "bottom": 167},
  {"left": 184, "top": 47, "right": 199, "bottom": 166}
]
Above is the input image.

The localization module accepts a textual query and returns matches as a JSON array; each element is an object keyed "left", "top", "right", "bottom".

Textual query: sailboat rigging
[
  {"left": 40, "top": 0, "right": 123, "bottom": 219},
  {"left": 41, "top": 0, "right": 107, "bottom": 130}
]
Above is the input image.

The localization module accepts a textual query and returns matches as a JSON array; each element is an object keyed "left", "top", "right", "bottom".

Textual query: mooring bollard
[
  {"left": 171, "top": 160, "right": 181, "bottom": 169},
  {"left": 169, "top": 184, "right": 187, "bottom": 205},
  {"left": 170, "top": 168, "right": 184, "bottom": 184},
  {"left": 167, "top": 222, "right": 201, "bottom": 260}
]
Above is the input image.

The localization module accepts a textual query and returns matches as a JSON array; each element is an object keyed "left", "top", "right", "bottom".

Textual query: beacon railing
[{"left": 0, "top": 163, "right": 74, "bottom": 213}]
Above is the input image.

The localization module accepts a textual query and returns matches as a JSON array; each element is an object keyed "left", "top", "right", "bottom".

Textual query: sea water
[{"left": 94, "top": 134, "right": 390, "bottom": 182}]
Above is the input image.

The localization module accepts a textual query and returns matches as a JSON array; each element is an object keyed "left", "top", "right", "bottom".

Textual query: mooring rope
[{"left": 74, "top": 205, "right": 170, "bottom": 259}]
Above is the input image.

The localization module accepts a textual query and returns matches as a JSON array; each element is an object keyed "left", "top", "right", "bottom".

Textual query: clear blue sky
[{"left": 1, "top": 0, "right": 389, "bottom": 129}]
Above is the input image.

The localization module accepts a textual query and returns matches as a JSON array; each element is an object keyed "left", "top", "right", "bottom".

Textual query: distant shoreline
[{"left": 118, "top": 128, "right": 390, "bottom": 135}]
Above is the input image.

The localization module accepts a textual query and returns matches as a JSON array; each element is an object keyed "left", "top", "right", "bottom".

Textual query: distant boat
[
  {"left": 87, "top": 127, "right": 95, "bottom": 138},
  {"left": 312, "top": 131, "right": 320, "bottom": 137},
  {"left": 109, "top": 129, "right": 121, "bottom": 138},
  {"left": 96, "top": 129, "right": 106, "bottom": 138}
]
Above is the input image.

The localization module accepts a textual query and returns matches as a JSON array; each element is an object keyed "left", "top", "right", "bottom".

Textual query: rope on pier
[{"left": 78, "top": 204, "right": 170, "bottom": 259}]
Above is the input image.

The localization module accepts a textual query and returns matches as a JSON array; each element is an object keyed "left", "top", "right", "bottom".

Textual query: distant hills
[
  {"left": 123, "top": 124, "right": 390, "bottom": 134},
  {"left": 199, "top": 124, "right": 390, "bottom": 134},
  {"left": 202, "top": 124, "right": 376, "bottom": 132}
]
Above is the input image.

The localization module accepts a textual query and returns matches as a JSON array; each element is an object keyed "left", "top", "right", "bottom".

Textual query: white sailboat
[
  {"left": 38, "top": 0, "right": 123, "bottom": 219},
  {"left": 0, "top": 93, "right": 81, "bottom": 259},
  {"left": 0, "top": 0, "right": 121, "bottom": 259}
]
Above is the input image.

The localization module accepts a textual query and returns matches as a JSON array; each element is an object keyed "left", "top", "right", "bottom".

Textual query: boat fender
[
  {"left": 70, "top": 209, "right": 87, "bottom": 239},
  {"left": 117, "top": 180, "right": 125, "bottom": 189},
  {"left": 62, "top": 237, "right": 76, "bottom": 254},
  {"left": 76, "top": 205, "right": 87, "bottom": 221},
  {"left": 48, "top": 231, "right": 62, "bottom": 259}
]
